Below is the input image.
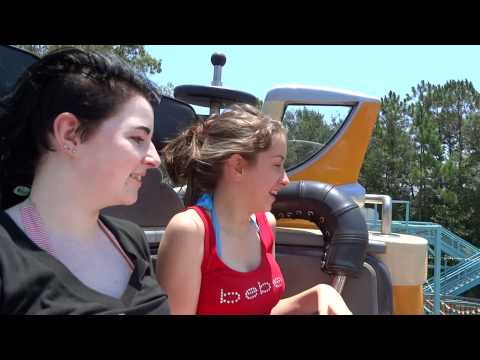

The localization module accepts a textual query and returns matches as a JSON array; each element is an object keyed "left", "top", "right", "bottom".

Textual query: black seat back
[
  {"left": 151, "top": 94, "right": 198, "bottom": 151},
  {"left": 0, "top": 46, "right": 38, "bottom": 98}
]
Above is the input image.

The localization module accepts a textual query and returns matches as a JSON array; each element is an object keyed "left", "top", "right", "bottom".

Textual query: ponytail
[{"left": 161, "top": 104, "right": 286, "bottom": 206}]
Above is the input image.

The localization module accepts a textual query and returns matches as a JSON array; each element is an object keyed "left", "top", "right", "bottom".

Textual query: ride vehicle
[{"left": 0, "top": 46, "right": 428, "bottom": 314}]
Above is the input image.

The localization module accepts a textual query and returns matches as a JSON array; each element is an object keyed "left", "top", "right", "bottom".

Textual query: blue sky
[{"left": 146, "top": 45, "right": 480, "bottom": 107}]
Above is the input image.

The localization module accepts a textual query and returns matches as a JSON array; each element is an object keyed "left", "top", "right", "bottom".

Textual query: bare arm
[{"left": 156, "top": 210, "right": 204, "bottom": 315}]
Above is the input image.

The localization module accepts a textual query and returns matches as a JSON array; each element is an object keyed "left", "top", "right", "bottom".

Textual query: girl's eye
[{"left": 131, "top": 136, "right": 145, "bottom": 144}]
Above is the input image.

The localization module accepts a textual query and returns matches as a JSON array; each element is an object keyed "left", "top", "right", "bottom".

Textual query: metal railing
[
  {"left": 425, "top": 252, "right": 480, "bottom": 296},
  {"left": 424, "top": 294, "right": 480, "bottom": 315},
  {"left": 364, "top": 198, "right": 480, "bottom": 314},
  {"left": 364, "top": 194, "right": 392, "bottom": 235}
]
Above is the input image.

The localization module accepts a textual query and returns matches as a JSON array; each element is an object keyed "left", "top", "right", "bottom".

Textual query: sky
[{"left": 146, "top": 45, "right": 480, "bottom": 111}]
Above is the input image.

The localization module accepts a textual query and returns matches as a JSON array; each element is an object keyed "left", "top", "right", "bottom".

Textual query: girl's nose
[
  {"left": 143, "top": 141, "right": 161, "bottom": 168},
  {"left": 280, "top": 170, "right": 290, "bottom": 187}
]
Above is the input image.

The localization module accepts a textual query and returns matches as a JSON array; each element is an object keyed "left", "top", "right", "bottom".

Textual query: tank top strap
[
  {"left": 186, "top": 205, "right": 216, "bottom": 273},
  {"left": 254, "top": 212, "right": 275, "bottom": 254}
]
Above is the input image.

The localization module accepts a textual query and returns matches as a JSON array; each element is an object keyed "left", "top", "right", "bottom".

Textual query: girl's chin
[
  {"left": 117, "top": 190, "right": 139, "bottom": 206},
  {"left": 123, "top": 197, "right": 138, "bottom": 206},
  {"left": 268, "top": 194, "right": 278, "bottom": 206},
  {"left": 260, "top": 201, "right": 274, "bottom": 213}
]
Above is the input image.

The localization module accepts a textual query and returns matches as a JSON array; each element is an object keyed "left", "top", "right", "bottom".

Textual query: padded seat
[{"left": 275, "top": 228, "right": 393, "bottom": 315}]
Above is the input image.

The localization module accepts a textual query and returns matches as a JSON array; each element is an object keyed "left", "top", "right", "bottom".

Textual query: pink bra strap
[
  {"left": 20, "top": 203, "right": 56, "bottom": 256},
  {"left": 20, "top": 201, "right": 134, "bottom": 271},
  {"left": 98, "top": 220, "right": 135, "bottom": 271}
]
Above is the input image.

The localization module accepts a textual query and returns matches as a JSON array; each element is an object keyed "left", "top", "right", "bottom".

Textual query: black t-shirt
[{"left": 0, "top": 211, "right": 170, "bottom": 314}]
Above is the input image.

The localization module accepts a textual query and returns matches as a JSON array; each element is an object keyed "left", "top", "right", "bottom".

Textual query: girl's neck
[
  {"left": 213, "top": 185, "right": 253, "bottom": 234},
  {"left": 28, "top": 175, "right": 100, "bottom": 239}
]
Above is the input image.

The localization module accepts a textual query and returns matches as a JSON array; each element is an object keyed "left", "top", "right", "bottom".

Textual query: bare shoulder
[
  {"left": 265, "top": 211, "right": 277, "bottom": 229},
  {"left": 157, "top": 209, "right": 206, "bottom": 268},
  {"left": 157, "top": 209, "right": 205, "bottom": 314},
  {"left": 161, "top": 209, "right": 205, "bottom": 249},
  {"left": 167, "top": 209, "right": 204, "bottom": 233}
]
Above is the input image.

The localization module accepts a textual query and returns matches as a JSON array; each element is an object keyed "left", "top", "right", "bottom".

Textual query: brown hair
[{"left": 161, "top": 103, "right": 286, "bottom": 205}]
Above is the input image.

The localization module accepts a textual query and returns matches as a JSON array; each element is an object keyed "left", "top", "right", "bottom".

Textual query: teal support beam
[
  {"left": 434, "top": 227, "right": 441, "bottom": 315},
  {"left": 369, "top": 199, "right": 480, "bottom": 308},
  {"left": 405, "top": 202, "right": 410, "bottom": 233}
]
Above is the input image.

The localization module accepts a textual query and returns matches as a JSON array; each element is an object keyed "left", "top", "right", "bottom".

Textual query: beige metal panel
[{"left": 370, "top": 232, "right": 428, "bottom": 286}]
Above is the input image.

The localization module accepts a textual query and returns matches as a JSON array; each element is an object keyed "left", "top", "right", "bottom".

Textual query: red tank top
[{"left": 188, "top": 206, "right": 285, "bottom": 315}]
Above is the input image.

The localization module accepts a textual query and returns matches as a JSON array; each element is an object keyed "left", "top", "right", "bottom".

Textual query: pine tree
[
  {"left": 360, "top": 91, "right": 413, "bottom": 198},
  {"left": 406, "top": 81, "right": 443, "bottom": 221}
]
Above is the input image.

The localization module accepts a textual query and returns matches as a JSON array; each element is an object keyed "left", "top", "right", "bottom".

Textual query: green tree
[
  {"left": 429, "top": 81, "right": 480, "bottom": 239},
  {"left": 359, "top": 119, "right": 385, "bottom": 194},
  {"left": 285, "top": 107, "right": 334, "bottom": 143},
  {"left": 363, "top": 80, "right": 480, "bottom": 247},
  {"left": 406, "top": 81, "right": 443, "bottom": 221},
  {"left": 283, "top": 107, "right": 334, "bottom": 169},
  {"left": 360, "top": 91, "right": 413, "bottom": 200},
  {"left": 15, "top": 45, "right": 162, "bottom": 76},
  {"left": 434, "top": 81, "right": 480, "bottom": 161},
  {"left": 157, "top": 82, "right": 175, "bottom": 96}
]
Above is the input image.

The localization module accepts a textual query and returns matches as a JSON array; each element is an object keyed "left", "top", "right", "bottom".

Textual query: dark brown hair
[
  {"left": 0, "top": 47, "right": 158, "bottom": 208},
  {"left": 162, "top": 103, "right": 286, "bottom": 205}
]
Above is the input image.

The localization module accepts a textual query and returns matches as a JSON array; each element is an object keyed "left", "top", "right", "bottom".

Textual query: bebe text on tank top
[{"left": 189, "top": 206, "right": 285, "bottom": 315}]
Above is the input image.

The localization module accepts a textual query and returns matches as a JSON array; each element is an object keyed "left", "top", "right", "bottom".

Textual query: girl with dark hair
[{"left": 0, "top": 48, "right": 169, "bottom": 314}]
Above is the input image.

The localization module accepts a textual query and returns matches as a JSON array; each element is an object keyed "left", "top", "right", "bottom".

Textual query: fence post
[
  {"left": 406, "top": 201, "right": 410, "bottom": 233},
  {"left": 434, "top": 227, "right": 441, "bottom": 315}
]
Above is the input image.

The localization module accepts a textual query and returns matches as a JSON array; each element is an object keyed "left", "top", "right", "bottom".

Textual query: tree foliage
[
  {"left": 16, "top": 45, "right": 162, "bottom": 76},
  {"left": 360, "top": 91, "right": 413, "bottom": 200},
  {"left": 283, "top": 107, "right": 340, "bottom": 169},
  {"left": 359, "top": 80, "right": 480, "bottom": 247}
]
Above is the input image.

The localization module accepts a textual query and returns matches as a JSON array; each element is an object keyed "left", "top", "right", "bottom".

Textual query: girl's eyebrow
[
  {"left": 133, "top": 126, "right": 151, "bottom": 135},
  {"left": 272, "top": 155, "right": 285, "bottom": 160}
]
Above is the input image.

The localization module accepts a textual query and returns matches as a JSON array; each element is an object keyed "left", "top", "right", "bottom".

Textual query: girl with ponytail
[{"left": 157, "top": 104, "right": 351, "bottom": 315}]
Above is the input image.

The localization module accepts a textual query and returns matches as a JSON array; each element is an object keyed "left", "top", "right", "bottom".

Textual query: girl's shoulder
[
  {"left": 165, "top": 207, "right": 206, "bottom": 237},
  {"left": 264, "top": 211, "right": 277, "bottom": 228}
]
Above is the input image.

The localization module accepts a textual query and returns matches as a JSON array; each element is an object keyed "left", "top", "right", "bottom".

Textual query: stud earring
[{"left": 63, "top": 144, "right": 76, "bottom": 154}]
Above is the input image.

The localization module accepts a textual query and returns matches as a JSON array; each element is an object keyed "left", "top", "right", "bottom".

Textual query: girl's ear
[
  {"left": 51, "top": 112, "right": 81, "bottom": 155},
  {"left": 225, "top": 154, "right": 248, "bottom": 180}
]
